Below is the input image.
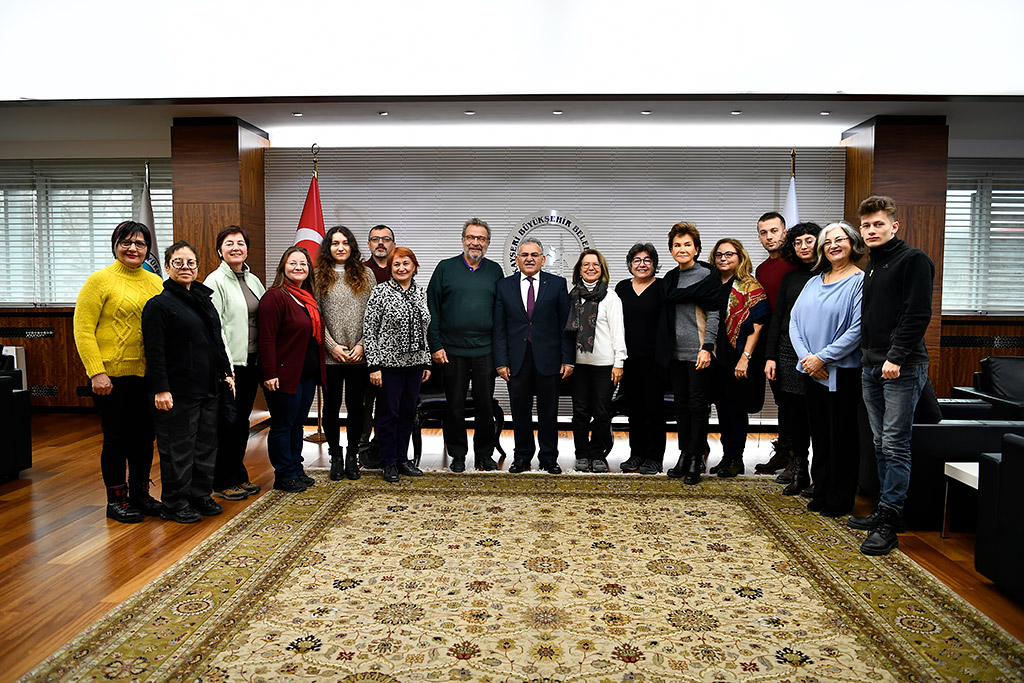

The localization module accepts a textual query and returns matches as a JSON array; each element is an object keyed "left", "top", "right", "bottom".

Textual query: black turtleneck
[{"left": 860, "top": 238, "right": 935, "bottom": 366}]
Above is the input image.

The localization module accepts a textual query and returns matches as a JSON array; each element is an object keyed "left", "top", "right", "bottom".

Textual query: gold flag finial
[
  {"left": 790, "top": 149, "right": 796, "bottom": 178},
  {"left": 311, "top": 143, "right": 320, "bottom": 179}
]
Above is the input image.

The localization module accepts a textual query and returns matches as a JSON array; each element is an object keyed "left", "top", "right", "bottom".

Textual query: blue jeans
[
  {"left": 265, "top": 377, "right": 317, "bottom": 481},
  {"left": 861, "top": 362, "right": 929, "bottom": 512}
]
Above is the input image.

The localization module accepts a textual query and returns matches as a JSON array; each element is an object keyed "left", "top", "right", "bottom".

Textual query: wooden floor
[{"left": 1, "top": 414, "right": 1022, "bottom": 681}]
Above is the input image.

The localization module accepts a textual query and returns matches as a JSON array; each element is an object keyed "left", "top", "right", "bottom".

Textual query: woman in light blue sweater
[
  {"left": 204, "top": 226, "right": 266, "bottom": 502},
  {"left": 789, "top": 221, "right": 866, "bottom": 517}
]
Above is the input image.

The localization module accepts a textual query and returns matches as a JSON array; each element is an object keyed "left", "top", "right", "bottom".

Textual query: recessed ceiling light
[
  {"left": 640, "top": 110, "right": 652, "bottom": 116},
  {"left": 820, "top": 111, "right": 832, "bottom": 116},
  {"left": 377, "top": 111, "right": 389, "bottom": 116},
  {"left": 730, "top": 110, "right": 743, "bottom": 116},
  {"left": 464, "top": 110, "right": 476, "bottom": 116},
  {"left": 552, "top": 110, "right": 563, "bottom": 115},
  {"left": 291, "top": 112, "right": 303, "bottom": 117}
]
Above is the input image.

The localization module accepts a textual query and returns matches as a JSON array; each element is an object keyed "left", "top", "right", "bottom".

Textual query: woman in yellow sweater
[{"left": 74, "top": 220, "right": 164, "bottom": 523}]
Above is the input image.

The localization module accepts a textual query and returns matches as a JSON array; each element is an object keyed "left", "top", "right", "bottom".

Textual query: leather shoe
[
  {"left": 298, "top": 472, "right": 316, "bottom": 487},
  {"left": 508, "top": 460, "right": 529, "bottom": 473},
  {"left": 620, "top": 455, "right": 642, "bottom": 473},
  {"left": 540, "top": 463, "right": 562, "bottom": 475},
  {"left": 449, "top": 456, "right": 466, "bottom": 473},
  {"left": 716, "top": 459, "right": 744, "bottom": 478},
  {"left": 683, "top": 452, "right": 702, "bottom": 485},
  {"left": 382, "top": 464, "right": 400, "bottom": 483},
  {"left": 476, "top": 456, "right": 498, "bottom": 471},
  {"left": 398, "top": 461, "right": 423, "bottom": 477},
  {"left": 161, "top": 505, "right": 202, "bottom": 524},
  {"left": 192, "top": 497, "right": 223, "bottom": 516},
  {"left": 806, "top": 498, "right": 826, "bottom": 512},
  {"left": 667, "top": 452, "right": 690, "bottom": 479},
  {"left": 273, "top": 477, "right": 308, "bottom": 493}
]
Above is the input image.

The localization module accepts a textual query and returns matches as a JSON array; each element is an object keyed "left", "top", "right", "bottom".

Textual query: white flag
[
  {"left": 137, "top": 162, "right": 162, "bottom": 276},
  {"left": 782, "top": 175, "right": 800, "bottom": 229}
]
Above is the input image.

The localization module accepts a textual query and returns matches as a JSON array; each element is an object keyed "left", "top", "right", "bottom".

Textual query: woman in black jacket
[{"left": 143, "top": 240, "right": 234, "bottom": 524}]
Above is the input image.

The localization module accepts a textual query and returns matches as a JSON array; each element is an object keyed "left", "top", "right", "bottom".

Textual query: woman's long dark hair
[{"left": 315, "top": 225, "right": 370, "bottom": 298}]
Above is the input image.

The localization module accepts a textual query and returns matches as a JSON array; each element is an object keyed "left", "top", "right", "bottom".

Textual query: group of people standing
[{"left": 74, "top": 196, "right": 932, "bottom": 557}]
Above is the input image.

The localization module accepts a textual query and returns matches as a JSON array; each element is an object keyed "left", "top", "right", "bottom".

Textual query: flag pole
[
  {"left": 790, "top": 148, "right": 796, "bottom": 178},
  {"left": 304, "top": 142, "right": 327, "bottom": 445}
]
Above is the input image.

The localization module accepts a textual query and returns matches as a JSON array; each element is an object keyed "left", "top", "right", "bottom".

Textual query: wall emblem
[{"left": 502, "top": 210, "right": 593, "bottom": 278}]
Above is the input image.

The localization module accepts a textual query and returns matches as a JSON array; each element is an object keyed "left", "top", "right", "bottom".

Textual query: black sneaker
[
  {"left": 298, "top": 473, "right": 316, "bottom": 487},
  {"left": 161, "top": 506, "right": 202, "bottom": 524},
  {"left": 192, "top": 497, "right": 223, "bottom": 516},
  {"left": 398, "top": 461, "right": 423, "bottom": 477},
  {"left": 574, "top": 458, "right": 591, "bottom": 472},
  {"left": 620, "top": 456, "right": 643, "bottom": 473},
  {"left": 475, "top": 456, "right": 499, "bottom": 471},
  {"left": 274, "top": 477, "right": 308, "bottom": 493},
  {"left": 382, "top": 464, "right": 400, "bottom": 482},
  {"left": 638, "top": 460, "right": 662, "bottom": 475}
]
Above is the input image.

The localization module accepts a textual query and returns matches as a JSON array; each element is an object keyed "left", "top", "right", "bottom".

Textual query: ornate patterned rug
[{"left": 22, "top": 474, "right": 1024, "bottom": 683}]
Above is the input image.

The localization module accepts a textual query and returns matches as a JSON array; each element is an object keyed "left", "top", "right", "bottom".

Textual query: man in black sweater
[{"left": 847, "top": 196, "right": 935, "bottom": 556}]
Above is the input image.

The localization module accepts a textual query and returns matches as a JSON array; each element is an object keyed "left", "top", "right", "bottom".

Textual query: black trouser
[
  {"left": 621, "top": 357, "right": 666, "bottom": 462},
  {"left": 153, "top": 393, "right": 218, "bottom": 512},
  {"left": 571, "top": 363, "right": 614, "bottom": 460},
  {"left": 324, "top": 363, "right": 368, "bottom": 454},
  {"left": 712, "top": 364, "right": 749, "bottom": 463},
  {"left": 806, "top": 367, "right": 862, "bottom": 513},
  {"left": 776, "top": 388, "right": 811, "bottom": 461},
  {"left": 214, "top": 356, "right": 259, "bottom": 490},
  {"left": 508, "top": 343, "right": 561, "bottom": 467},
  {"left": 768, "top": 378, "right": 791, "bottom": 448},
  {"left": 94, "top": 375, "right": 155, "bottom": 487},
  {"left": 668, "top": 359, "right": 712, "bottom": 458},
  {"left": 442, "top": 353, "right": 496, "bottom": 460}
]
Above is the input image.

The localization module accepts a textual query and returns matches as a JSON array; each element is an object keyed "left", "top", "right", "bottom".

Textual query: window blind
[
  {"left": 944, "top": 158, "right": 1024, "bottom": 315},
  {"left": 0, "top": 159, "right": 173, "bottom": 305}
]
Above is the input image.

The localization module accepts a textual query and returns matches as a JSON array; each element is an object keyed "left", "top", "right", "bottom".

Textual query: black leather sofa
[
  {"left": 0, "top": 349, "right": 32, "bottom": 481},
  {"left": 952, "top": 355, "right": 1024, "bottom": 420},
  {"left": 976, "top": 433, "right": 1024, "bottom": 605}
]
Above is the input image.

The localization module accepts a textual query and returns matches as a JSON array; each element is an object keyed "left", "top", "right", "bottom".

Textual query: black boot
[
  {"left": 860, "top": 504, "right": 902, "bottom": 556},
  {"left": 755, "top": 439, "right": 791, "bottom": 474},
  {"left": 344, "top": 449, "right": 361, "bottom": 480},
  {"left": 667, "top": 452, "right": 691, "bottom": 479},
  {"left": 329, "top": 447, "right": 345, "bottom": 481},
  {"left": 683, "top": 451, "right": 702, "bottom": 485},
  {"left": 776, "top": 451, "right": 798, "bottom": 484},
  {"left": 128, "top": 480, "right": 163, "bottom": 516},
  {"left": 107, "top": 484, "right": 143, "bottom": 524},
  {"left": 848, "top": 505, "right": 906, "bottom": 532},
  {"left": 782, "top": 453, "right": 809, "bottom": 495}
]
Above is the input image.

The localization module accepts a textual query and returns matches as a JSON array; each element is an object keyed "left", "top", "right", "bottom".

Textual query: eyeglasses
[
  {"left": 793, "top": 237, "right": 816, "bottom": 247},
  {"left": 170, "top": 258, "right": 199, "bottom": 270},
  {"left": 631, "top": 257, "right": 653, "bottom": 266},
  {"left": 713, "top": 251, "right": 738, "bottom": 260},
  {"left": 821, "top": 236, "right": 849, "bottom": 249},
  {"left": 369, "top": 236, "right": 394, "bottom": 244},
  {"left": 580, "top": 263, "right": 601, "bottom": 270},
  {"left": 118, "top": 239, "right": 148, "bottom": 250},
  {"left": 463, "top": 235, "right": 489, "bottom": 243},
  {"left": 286, "top": 261, "right": 308, "bottom": 269}
]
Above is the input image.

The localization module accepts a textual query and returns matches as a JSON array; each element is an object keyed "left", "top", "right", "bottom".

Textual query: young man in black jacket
[{"left": 847, "top": 196, "right": 935, "bottom": 555}]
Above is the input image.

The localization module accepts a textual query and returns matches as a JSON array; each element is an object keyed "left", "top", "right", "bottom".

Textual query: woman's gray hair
[{"left": 814, "top": 221, "right": 867, "bottom": 271}]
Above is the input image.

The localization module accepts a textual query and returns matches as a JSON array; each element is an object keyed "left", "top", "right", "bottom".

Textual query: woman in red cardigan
[{"left": 258, "top": 246, "right": 327, "bottom": 492}]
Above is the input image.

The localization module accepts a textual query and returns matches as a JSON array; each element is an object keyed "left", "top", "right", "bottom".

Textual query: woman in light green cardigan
[{"left": 204, "top": 225, "right": 266, "bottom": 502}]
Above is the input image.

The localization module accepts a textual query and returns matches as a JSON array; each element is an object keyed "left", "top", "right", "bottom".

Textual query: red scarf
[{"left": 285, "top": 283, "right": 323, "bottom": 344}]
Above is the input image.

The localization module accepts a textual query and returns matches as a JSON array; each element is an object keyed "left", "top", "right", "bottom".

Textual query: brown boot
[
  {"left": 776, "top": 451, "right": 798, "bottom": 484},
  {"left": 755, "top": 439, "right": 791, "bottom": 474},
  {"left": 781, "top": 453, "right": 809, "bottom": 495}
]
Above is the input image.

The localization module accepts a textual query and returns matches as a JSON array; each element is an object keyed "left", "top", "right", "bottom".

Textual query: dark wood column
[
  {"left": 841, "top": 115, "right": 949, "bottom": 386},
  {"left": 171, "top": 118, "right": 270, "bottom": 282}
]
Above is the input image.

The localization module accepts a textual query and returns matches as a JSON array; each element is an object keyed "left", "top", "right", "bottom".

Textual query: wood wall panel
[
  {"left": 842, "top": 127, "right": 873, "bottom": 224},
  {"left": 174, "top": 203, "right": 241, "bottom": 275},
  {"left": 936, "top": 316, "right": 1024, "bottom": 396},
  {"left": 874, "top": 125, "right": 949, "bottom": 205},
  {"left": 170, "top": 124, "right": 241, "bottom": 203},
  {"left": 0, "top": 308, "right": 91, "bottom": 408},
  {"left": 238, "top": 127, "right": 269, "bottom": 283}
]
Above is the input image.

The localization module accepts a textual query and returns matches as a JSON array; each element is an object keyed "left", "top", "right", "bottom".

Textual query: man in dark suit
[{"left": 493, "top": 238, "right": 575, "bottom": 474}]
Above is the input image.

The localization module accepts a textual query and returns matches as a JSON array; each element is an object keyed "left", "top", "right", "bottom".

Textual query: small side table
[{"left": 942, "top": 461, "right": 979, "bottom": 538}]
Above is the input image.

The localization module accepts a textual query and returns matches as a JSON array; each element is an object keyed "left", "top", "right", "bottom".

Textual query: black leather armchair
[
  {"left": 411, "top": 364, "right": 507, "bottom": 467},
  {"left": 952, "top": 356, "right": 1024, "bottom": 420},
  {"left": 0, "top": 350, "right": 32, "bottom": 481},
  {"left": 976, "top": 433, "right": 1024, "bottom": 604}
]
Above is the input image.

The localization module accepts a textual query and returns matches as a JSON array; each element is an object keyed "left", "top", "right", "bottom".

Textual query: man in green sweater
[{"left": 427, "top": 218, "right": 505, "bottom": 472}]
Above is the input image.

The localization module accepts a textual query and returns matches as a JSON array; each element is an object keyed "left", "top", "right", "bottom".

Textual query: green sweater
[
  {"left": 74, "top": 260, "right": 163, "bottom": 378},
  {"left": 426, "top": 255, "right": 504, "bottom": 358}
]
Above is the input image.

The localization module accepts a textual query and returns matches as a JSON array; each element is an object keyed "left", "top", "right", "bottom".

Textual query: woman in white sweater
[{"left": 566, "top": 249, "right": 627, "bottom": 473}]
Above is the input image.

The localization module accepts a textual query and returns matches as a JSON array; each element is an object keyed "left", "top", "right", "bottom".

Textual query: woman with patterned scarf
[
  {"left": 565, "top": 249, "right": 627, "bottom": 473},
  {"left": 710, "top": 238, "right": 771, "bottom": 478},
  {"left": 363, "top": 246, "right": 432, "bottom": 483}
]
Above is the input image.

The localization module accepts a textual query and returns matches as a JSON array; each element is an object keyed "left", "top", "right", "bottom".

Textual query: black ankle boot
[
  {"left": 344, "top": 449, "right": 361, "bottom": 480},
  {"left": 782, "top": 454, "right": 809, "bottom": 495},
  {"left": 683, "top": 452, "right": 702, "bottom": 485},
  {"left": 667, "top": 452, "right": 691, "bottom": 478},
  {"left": 755, "top": 439, "right": 792, "bottom": 474},
  {"left": 128, "top": 480, "right": 163, "bottom": 516},
  {"left": 860, "top": 504, "right": 902, "bottom": 556},
  {"left": 329, "top": 447, "right": 345, "bottom": 481},
  {"left": 107, "top": 484, "right": 143, "bottom": 524}
]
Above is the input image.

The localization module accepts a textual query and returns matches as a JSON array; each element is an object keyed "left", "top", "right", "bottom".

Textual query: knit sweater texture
[
  {"left": 364, "top": 279, "right": 432, "bottom": 371},
  {"left": 318, "top": 263, "right": 375, "bottom": 365},
  {"left": 671, "top": 264, "right": 721, "bottom": 361},
  {"left": 427, "top": 254, "right": 504, "bottom": 357},
  {"left": 74, "top": 260, "right": 163, "bottom": 378}
]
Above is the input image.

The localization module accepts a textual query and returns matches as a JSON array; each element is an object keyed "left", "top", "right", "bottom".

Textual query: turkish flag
[{"left": 294, "top": 175, "right": 325, "bottom": 259}]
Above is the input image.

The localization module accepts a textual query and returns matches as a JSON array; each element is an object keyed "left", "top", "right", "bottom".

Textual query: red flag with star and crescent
[{"left": 294, "top": 174, "right": 325, "bottom": 259}]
